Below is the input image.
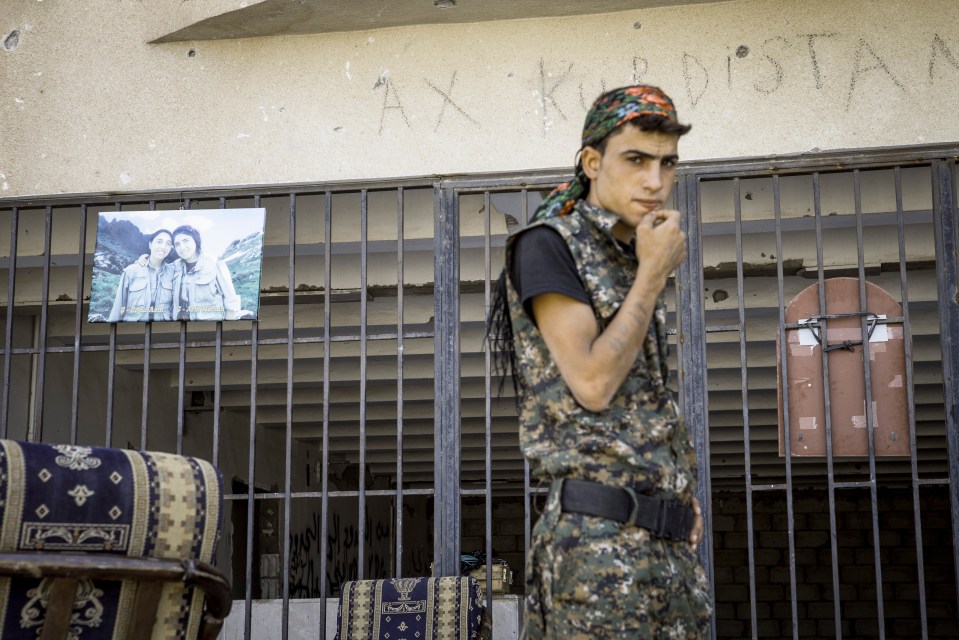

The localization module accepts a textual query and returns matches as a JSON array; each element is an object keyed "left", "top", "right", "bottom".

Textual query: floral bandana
[{"left": 532, "top": 85, "right": 681, "bottom": 221}]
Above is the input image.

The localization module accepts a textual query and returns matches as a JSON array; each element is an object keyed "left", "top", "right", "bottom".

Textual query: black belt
[{"left": 559, "top": 478, "right": 694, "bottom": 542}]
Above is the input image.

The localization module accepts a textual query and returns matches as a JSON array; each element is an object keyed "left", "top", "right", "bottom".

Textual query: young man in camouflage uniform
[{"left": 488, "top": 85, "right": 712, "bottom": 638}]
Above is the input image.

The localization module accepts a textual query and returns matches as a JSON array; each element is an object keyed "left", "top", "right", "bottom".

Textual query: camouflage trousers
[{"left": 522, "top": 480, "right": 712, "bottom": 639}]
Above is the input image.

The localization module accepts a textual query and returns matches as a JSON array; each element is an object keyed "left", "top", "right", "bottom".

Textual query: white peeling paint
[
  {"left": 367, "top": 36, "right": 375, "bottom": 44},
  {"left": 33, "top": 71, "right": 42, "bottom": 77},
  {"left": 372, "top": 68, "right": 389, "bottom": 90},
  {"left": 237, "top": 132, "right": 251, "bottom": 139},
  {"left": 344, "top": 61, "right": 351, "bottom": 80},
  {"left": 119, "top": 171, "right": 133, "bottom": 185},
  {"left": 148, "top": 140, "right": 156, "bottom": 149}
]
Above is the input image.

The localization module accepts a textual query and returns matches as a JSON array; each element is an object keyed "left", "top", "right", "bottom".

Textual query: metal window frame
[{"left": 1, "top": 142, "right": 957, "bottom": 638}]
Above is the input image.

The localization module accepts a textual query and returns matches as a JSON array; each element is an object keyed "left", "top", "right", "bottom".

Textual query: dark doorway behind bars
[{"left": 0, "top": 145, "right": 957, "bottom": 639}]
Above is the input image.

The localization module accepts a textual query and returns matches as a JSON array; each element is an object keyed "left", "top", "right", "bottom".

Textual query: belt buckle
[{"left": 623, "top": 486, "right": 641, "bottom": 525}]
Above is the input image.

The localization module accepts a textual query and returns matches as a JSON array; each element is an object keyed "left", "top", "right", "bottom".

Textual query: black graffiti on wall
[{"left": 288, "top": 509, "right": 392, "bottom": 598}]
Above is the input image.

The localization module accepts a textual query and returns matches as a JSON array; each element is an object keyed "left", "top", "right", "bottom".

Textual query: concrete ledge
[{"left": 151, "top": 0, "right": 719, "bottom": 43}]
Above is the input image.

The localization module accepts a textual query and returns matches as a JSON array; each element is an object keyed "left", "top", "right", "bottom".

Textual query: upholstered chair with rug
[
  {"left": 0, "top": 439, "right": 231, "bottom": 640},
  {"left": 334, "top": 576, "right": 491, "bottom": 640}
]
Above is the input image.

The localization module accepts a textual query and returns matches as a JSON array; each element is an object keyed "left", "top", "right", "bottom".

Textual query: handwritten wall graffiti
[
  {"left": 368, "top": 31, "right": 957, "bottom": 136},
  {"left": 426, "top": 71, "right": 480, "bottom": 131},
  {"left": 288, "top": 504, "right": 393, "bottom": 598}
]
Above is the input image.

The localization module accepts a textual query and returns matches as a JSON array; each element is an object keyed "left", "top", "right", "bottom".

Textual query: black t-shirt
[{"left": 510, "top": 226, "right": 590, "bottom": 323}]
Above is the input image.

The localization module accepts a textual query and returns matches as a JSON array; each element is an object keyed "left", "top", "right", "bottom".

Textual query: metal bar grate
[{"left": 0, "top": 148, "right": 956, "bottom": 639}]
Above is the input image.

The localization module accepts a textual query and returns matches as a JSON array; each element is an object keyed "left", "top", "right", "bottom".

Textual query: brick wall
[{"left": 712, "top": 486, "right": 957, "bottom": 639}]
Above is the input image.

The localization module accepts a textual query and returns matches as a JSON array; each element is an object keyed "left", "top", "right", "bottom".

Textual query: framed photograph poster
[{"left": 88, "top": 208, "right": 266, "bottom": 322}]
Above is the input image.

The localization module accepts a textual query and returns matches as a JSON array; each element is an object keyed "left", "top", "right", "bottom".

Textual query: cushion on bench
[{"left": 0, "top": 439, "right": 222, "bottom": 639}]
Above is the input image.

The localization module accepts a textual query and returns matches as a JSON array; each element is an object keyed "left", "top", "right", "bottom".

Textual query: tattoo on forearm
[
  {"left": 607, "top": 335, "right": 626, "bottom": 353},
  {"left": 625, "top": 301, "right": 651, "bottom": 326}
]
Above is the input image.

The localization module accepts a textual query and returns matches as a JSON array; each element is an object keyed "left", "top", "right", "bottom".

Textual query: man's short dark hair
[{"left": 593, "top": 114, "right": 692, "bottom": 155}]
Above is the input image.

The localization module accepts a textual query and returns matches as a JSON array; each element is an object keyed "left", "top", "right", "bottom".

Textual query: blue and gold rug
[
  {"left": 336, "top": 577, "right": 489, "bottom": 640},
  {"left": 0, "top": 439, "right": 222, "bottom": 638}
]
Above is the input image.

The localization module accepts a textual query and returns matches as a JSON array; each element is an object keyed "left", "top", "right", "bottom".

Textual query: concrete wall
[{"left": 2, "top": 0, "right": 958, "bottom": 198}]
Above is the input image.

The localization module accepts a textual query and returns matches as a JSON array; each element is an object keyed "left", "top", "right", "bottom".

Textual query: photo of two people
[{"left": 87, "top": 208, "right": 266, "bottom": 323}]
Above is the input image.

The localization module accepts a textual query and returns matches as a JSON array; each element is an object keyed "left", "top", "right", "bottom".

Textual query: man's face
[{"left": 581, "top": 124, "right": 679, "bottom": 237}]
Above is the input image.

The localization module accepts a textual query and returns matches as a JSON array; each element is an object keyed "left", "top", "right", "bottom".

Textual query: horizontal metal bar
[
  {"left": 0, "top": 177, "right": 439, "bottom": 208},
  {"left": 3, "top": 145, "right": 956, "bottom": 209},
  {"left": 0, "top": 331, "right": 435, "bottom": 356},
  {"left": 703, "top": 324, "right": 742, "bottom": 333},
  {"left": 749, "top": 483, "right": 789, "bottom": 492},
  {"left": 833, "top": 480, "right": 878, "bottom": 489},
  {"left": 918, "top": 478, "right": 951, "bottom": 487},
  {"left": 684, "top": 143, "right": 959, "bottom": 179},
  {"left": 223, "top": 488, "right": 436, "bottom": 501},
  {"left": 783, "top": 316, "right": 905, "bottom": 330}
]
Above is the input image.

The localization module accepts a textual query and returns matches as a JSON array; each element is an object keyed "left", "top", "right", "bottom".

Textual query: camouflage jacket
[{"left": 505, "top": 200, "right": 697, "bottom": 502}]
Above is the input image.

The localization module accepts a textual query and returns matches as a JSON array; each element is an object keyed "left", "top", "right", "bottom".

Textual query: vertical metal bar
[
  {"left": 141, "top": 201, "right": 156, "bottom": 450},
  {"left": 813, "top": 173, "right": 843, "bottom": 639},
  {"left": 211, "top": 197, "right": 226, "bottom": 466},
  {"left": 106, "top": 322, "right": 117, "bottom": 447},
  {"left": 105, "top": 203, "right": 121, "bottom": 447},
  {"left": 931, "top": 159, "right": 959, "bottom": 620},
  {"left": 520, "top": 190, "right": 531, "bottom": 566},
  {"left": 358, "top": 189, "right": 368, "bottom": 580},
  {"left": 244, "top": 195, "right": 261, "bottom": 640},
  {"left": 396, "top": 187, "right": 405, "bottom": 578},
  {"left": 433, "top": 183, "right": 461, "bottom": 576},
  {"left": 319, "top": 191, "right": 332, "bottom": 637},
  {"left": 281, "top": 193, "right": 296, "bottom": 640},
  {"left": 176, "top": 323, "right": 186, "bottom": 454},
  {"left": 244, "top": 320, "right": 258, "bottom": 640},
  {"left": 141, "top": 323, "right": 151, "bottom": 449},
  {"left": 894, "top": 167, "right": 928, "bottom": 639},
  {"left": 677, "top": 174, "right": 714, "bottom": 631},
  {"left": 483, "top": 190, "right": 493, "bottom": 607},
  {"left": 71, "top": 204, "right": 88, "bottom": 446},
  {"left": 853, "top": 171, "right": 886, "bottom": 640},
  {"left": 674, "top": 176, "right": 688, "bottom": 428},
  {"left": 176, "top": 199, "right": 190, "bottom": 455},
  {"left": 772, "top": 175, "right": 800, "bottom": 639},
  {"left": 27, "top": 206, "right": 53, "bottom": 442},
  {"left": 1, "top": 207, "right": 18, "bottom": 438},
  {"left": 733, "top": 179, "right": 758, "bottom": 639}
]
